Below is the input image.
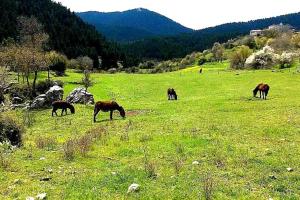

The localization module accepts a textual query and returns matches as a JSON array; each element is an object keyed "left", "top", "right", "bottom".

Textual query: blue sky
[{"left": 55, "top": 0, "right": 300, "bottom": 29}]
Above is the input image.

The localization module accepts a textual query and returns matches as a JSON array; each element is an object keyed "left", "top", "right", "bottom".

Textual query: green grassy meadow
[{"left": 1, "top": 62, "right": 300, "bottom": 199}]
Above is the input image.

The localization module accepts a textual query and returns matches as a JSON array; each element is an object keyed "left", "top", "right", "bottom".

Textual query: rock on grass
[{"left": 127, "top": 183, "right": 140, "bottom": 193}]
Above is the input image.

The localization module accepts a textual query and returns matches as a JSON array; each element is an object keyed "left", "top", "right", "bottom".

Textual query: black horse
[
  {"left": 167, "top": 88, "right": 178, "bottom": 100},
  {"left": 52, "top": 101, "right": 75, "bottom": 116}
]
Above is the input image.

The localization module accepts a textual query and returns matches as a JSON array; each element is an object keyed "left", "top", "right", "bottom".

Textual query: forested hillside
[
  {"left": 0, "top": 0, "right": 121, "bottom": 69},
  {"left": 122, "top": 12, "right": 300, "bottom": 61},
  {"left": 77, "top": 8, "right": 193, "bottom": 42}
]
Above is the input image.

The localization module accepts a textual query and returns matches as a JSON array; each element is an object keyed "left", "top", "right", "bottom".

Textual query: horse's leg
[
  {"left": 52, "top": 108, "right": 58, "bottom": 117},
  {"left": 110, "top": 110, "right": 113, "bottom": 120},
  {"left": 93, "top": 108, "right": 100, "bottom": 122},
  {"left": 259, "top": 91, "right": 262, "bottom": 99},
  {"left": 61, "top": 109, "right": 65, "bottom": 116}
]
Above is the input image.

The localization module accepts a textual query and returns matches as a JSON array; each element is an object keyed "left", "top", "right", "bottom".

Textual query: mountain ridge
[
  {"left": 121, "top": 11, "right": 300, "bottom": 62},
  {"left": 77, "top": 8, "right": 193, "bottom": 42}
]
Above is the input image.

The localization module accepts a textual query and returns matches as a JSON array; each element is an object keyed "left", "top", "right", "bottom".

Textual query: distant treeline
[{"left": 121, "top": 12, "right": 300, "bottom": 65}]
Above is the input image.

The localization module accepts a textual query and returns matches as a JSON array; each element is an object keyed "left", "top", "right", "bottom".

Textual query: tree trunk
[
  {"left": 26, "top": 74, "right": 29, "bottom": 87},
  {"left": 32, "top": 70, "right": 38, "bottom": 97}
]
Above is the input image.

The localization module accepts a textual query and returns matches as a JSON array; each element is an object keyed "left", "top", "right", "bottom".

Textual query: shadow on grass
[
  {"left": 94, "top": 118, "right": 124, "bottom": 123},
  {"left": 240, "top": 96, "right": 271, "bottom": 101}
]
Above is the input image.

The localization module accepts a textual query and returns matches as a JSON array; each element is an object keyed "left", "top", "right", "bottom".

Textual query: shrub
[
  {"left": 138, "top": 60, "right": 157, "bottom": 69},
  {"left": 143, "top": 147, "right": 157, "bottom": 179},
  {"left": 35, "top": 137, "right": 57, "bottom": 150},
  {"left": 279, "top": 52, "right": 296, "bottom": 69},
  {"left": 245, "top": 46, "right": 279, "bottom": 69},
  {"left": 0, "top": 115, "right": 24, "bottom": 146},
  {"left": 50, "top": 61, "right": 66, "bottom": 76},
  {"left": 230, "top": 46, "right": 252, "bottom": 69},
  {"left": 198, "top": 57, "right": 207, "bottom": 65},
  {"left": 0, "top": 141, "right": 14, "bottom": 169},
  {"left": 47, "top": 51, "right": 68, "bottom": 76},
  {"left": 67, "top": 59, "right": 79, "bottom": 69},
  {"left": 77, "top": 135, "right": 92, "bottom": 157},
  {"left": 9, "top": 84, "right": 33, "bottom": 100},
  {"left": 36, "top": 79, "right": 64, "bottom": 94},
  {"left": 23, "top": 110, "right": 36, "bottom": 127},
  {"left": 76, "top": 56, "right": 93, "bottom": 71},
  {"left": 269, "top": 32, "right": 293, "bottom": 52},
  {"left": 202, "top": 173, "right": 214, "bottom": 200},
  {"left": 63, "top": 139, "right": 76, "bottom": 161}
]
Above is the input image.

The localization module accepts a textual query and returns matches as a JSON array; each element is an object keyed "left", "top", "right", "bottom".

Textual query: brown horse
[
  {"left": 52, "top": 101, "right": 75, "bottom": 116},
  {"left": 253, "top": 83, "right": 270, "bottom": 100},
  {"left": 93, "top": 101, "right": 125, "bottom": 122},
  {"left": 167, "top": 88, "right": 178, "bottom": 100}
]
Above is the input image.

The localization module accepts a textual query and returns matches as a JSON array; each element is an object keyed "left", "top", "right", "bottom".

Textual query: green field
[{"left": 1, "top": 62, "right": 300, "bottom": 199}]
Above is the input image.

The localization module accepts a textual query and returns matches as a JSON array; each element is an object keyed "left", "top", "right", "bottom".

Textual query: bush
[
  {"left": 63, "top": 139, "right": 76, "bottom": 161},
  {"left": 50, "top": 61, "right": 66, "bottom": 76},
  {"left": 230, "top": 46, "right": 252, "bottom": 69},
  {"left": 67, "top": 59, "right": 79, "bottom": 69},
  {"left": 245, "top": 46, "right": 279, "bottom": 69},
  {"left": 47, "top": 51, "right": 68, "bottom": 76},
  {"left": 9, "top": 84, "right": 33, "bottom": 100},
  {"left": 125, "top": 67, "right": 139, "bottom": 74},
  {"left": 36, "top": 79, "right": 64, "bottom": 94},
  {"left": 76, "top": 56, "right": 93, "bottom": 71},
  {"left": 279, "top": 52, "right": 295, "bottom": 69},
  {"left": 0, "top": 115, "right": 24, "bottom": 146},
  {"left": 35, "top": 137, "right": 57, "bottom": 150},
  {"left": 198, "top": 57, "right": 207, "bottom": 65},
  {"left": 138, "top": 60, "right": 157, "bottom": 69}
]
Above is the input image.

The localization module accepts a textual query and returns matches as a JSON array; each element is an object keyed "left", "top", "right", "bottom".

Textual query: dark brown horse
[
  {"left": 253, "top": 83, "right": 270, "bottom": 100},
  {"left": 93, "top": 101, "right": 125, "bottom": 122},
  {"left": 52, "top": 101, "right": 75, "bottom": 116},
  {"left": 167, "top": 88, "right": 178, "bottom": 100}
]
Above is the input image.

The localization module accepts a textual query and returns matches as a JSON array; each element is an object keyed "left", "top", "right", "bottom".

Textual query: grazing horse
[
  {"left": 94, "top": 101, "right": 125, "bottom": 122},
  {"left": 253, "top": 83, "right": 270, "bottom": 100},
  {"left": 167, "top": 88, "right": 178, "bottom": 100},
  {"left": 52, "top": 101, "right": 75, "bottom": 116}
]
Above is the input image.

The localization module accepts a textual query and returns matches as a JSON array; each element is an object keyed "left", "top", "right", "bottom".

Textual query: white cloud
[{"left": 54, "top": 0, "right": 300, "bottom": 29}]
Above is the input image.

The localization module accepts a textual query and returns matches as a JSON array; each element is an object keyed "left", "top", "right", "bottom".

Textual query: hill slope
[
  {"left": 1, "top": 64, "right": 300, "bottom": 199},
  {"left": 77, "top": 8, "right": 193, "bottom": 42},
  {"left": 122, "top": 12, "right": 300, "bottom": 61},
  {"left": 0, "top": 0, "right": 121, "bottom": 69}
]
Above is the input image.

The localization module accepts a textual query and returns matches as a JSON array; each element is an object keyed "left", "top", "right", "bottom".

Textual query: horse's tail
[{"left": 265, "top": 85, "right": 270, "bottom": 97}]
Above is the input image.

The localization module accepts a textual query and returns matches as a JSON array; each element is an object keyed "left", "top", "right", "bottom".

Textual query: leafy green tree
[
  {"left": 46, "top": 51, "right": 68, "bottom": 77},
  {"left": 230, "top": 46, "right": 252, "bottom": 69},
  {"left": 76, "top": 56, "right": 93, "bottom": 71},
  {"left": 211, "top": 42, "right": 224, "bottom": 62}
]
